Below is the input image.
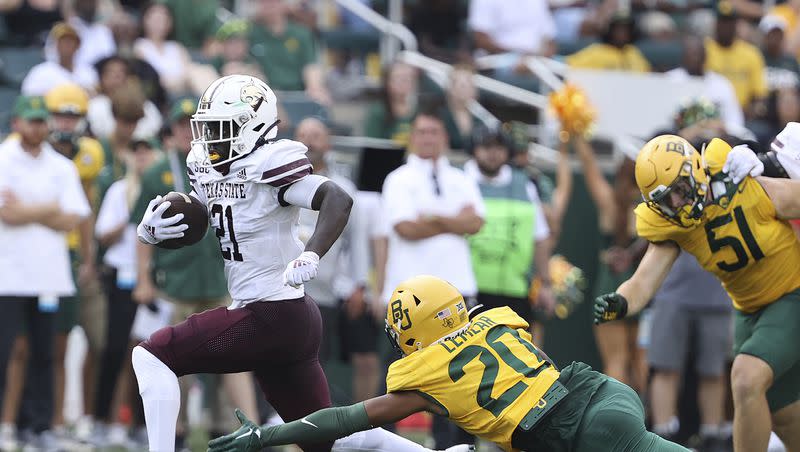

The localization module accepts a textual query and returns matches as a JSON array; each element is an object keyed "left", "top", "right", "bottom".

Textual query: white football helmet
[{"left": 191, "top": 74, "right": 279, "bottom": 167}]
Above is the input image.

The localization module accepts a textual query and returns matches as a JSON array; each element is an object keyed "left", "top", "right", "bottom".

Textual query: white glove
[
  {"left": 283, "top": 251, "right": 320, "bottom": 288},
  {"left": 136, "top": 195, "right": 189, "bottom": 245},
  {"left": 722, "top": 144, "right": 764, "bottom": 183},
  {"left": 772, "top": 122, "right": 800, "bottom": 179}
]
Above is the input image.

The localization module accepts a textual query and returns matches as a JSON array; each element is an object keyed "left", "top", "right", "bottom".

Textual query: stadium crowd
[{"left": 0, "top": 0, "right": 797, "bottom": 451}]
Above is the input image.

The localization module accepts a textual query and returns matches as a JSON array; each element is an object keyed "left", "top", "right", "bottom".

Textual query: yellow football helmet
[
  {"left": 385, "top": 275, "right": 471, "bottom": 356},
  {"left": 45, "top": 83, "right": 89, "bottom": 116},
  {"left": 635, "top": 134, "right": 709, "bottom": 227}
]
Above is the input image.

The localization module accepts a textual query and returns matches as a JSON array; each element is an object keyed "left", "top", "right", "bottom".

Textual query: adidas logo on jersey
[{"left": 236, "top": 168, "right": 247, "bottom": 180}]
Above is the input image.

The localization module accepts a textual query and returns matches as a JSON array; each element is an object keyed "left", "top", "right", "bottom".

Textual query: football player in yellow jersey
[
  {"left": 209, "top": 275, "right": 688, "bottom": 452},
  {"left": 594, "top": 135, "right": 800, "bottom": 452}
]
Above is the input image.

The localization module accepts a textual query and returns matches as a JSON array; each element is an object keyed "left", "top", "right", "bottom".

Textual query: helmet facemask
[
  {"left": 190, "top": 75, "right": 281, "bottom": 169},
  {"left": 647, "top": 160, "right": 708, "bottom": 227}
]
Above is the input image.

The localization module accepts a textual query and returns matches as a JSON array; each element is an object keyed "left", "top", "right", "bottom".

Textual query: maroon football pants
[{"left": 139, "top": 295, "right": 333, "bottom": 452}]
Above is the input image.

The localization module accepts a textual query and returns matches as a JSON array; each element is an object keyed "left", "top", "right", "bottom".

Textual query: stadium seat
[
  {"left": 319, "top": 30, "right": 380, "bottom": 53},
  {"left": 0, "top": 47, "right": 43, "bottom": 83},
  {"left": 278, "top": 92, "right": 330, "bottom": 125},
  {"left": 637, "top": 39, "right": 682, "bottom": 72},
  {"left": 0, "top": 86, "right": 19, "bottom": 134},
  {"left": 556, "top": 37, "right": 597, "bottom": 57}
]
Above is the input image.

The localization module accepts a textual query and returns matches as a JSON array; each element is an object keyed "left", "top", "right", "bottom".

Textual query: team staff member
[
  {"left": 0, "top": 96, "right": 91, "bottom": 448},
  {"left": 210, "top": 275, "right": 689, "bottom": 452},
  {"left": 130, "top": 98, "right": 258, "bottom": 445},
  {"left": 595, "top": 136, "right": 800, "bottom": 451}
]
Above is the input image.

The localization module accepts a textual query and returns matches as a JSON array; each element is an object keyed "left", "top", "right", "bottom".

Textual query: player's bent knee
[
  {"left": 132, "top": 346, "right": 180, "bottom": 396},
  {"left": 731, "top": 354, "right": 773, "bottom": 401}
]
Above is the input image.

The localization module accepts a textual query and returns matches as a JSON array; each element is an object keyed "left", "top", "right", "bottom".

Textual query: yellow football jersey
[
  {"left": 636, "top": 139, "right": 800, "bottom": 312},
  {"left": 66, "top": 137, "right": 104, "bottom": 251},
  {"left": 386, "top": 307, "right": 560, "bottom": 451}
]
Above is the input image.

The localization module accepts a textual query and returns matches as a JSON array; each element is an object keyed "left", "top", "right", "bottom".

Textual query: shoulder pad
[
  {"left": 634, "top": 203, "right": 687, "bottom": 243},
  {"left": 257, "top": 139, "right": 312, "bottom": 187},
  {"left": 703, "top": 138, "right": 732, "bottom": 177}
]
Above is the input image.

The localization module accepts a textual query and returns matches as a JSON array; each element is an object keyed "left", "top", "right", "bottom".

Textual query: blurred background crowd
[{"left": 0, "top": 0, "right": 798, "bottom": 451}]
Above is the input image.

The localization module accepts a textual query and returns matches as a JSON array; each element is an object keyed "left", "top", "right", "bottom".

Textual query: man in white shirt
[
  {"left": 380, "top": 109, "right": 484, "bottom": 448},
  {"left": 22, "top": 22, "right": 97, "bottom": 96},
  {"left": 666, "top": 35, "right": 744, "bottom": 132},
  {"left": 67, "top": 0, "right": 116, "bottom": 68},
  {"left": 0, "top": 96, "right": 90, "bottom": 448},
  {"left": 468, "top": 0, "right": 557, "bottom": 73}
]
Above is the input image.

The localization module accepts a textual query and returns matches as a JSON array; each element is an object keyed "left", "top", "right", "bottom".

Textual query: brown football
[{"left": 154, "top": 191, "right": 209, "bottom": 249}]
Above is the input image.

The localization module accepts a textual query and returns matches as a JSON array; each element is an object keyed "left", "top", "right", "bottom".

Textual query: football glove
[
  {"left": 722, "top": 144, "right": 763, "bottom": 183},
  {"left": 283, "top": 251, "right": 320, "bottom": 288},
  {"left": 208, "top": 409, "right": 263, "bottom": 452},
  {"left": 136, "top": 195, "right": 188, "bottom": 245},
  {"left": 593, "top": 293, "right": 628, "bottom": 324}
]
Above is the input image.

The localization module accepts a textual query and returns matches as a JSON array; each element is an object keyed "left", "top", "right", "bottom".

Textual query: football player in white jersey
[{"left": 132, "top": 75, "right": 470, "bottom": 452}]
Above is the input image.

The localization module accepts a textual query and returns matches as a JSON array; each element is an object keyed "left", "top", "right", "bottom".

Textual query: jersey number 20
[
  {"left": 211, "top": 204, "right": 243, "bottom": 261},
  {"left": 448, "top": 326, "right": 550, "bottom": 417}
]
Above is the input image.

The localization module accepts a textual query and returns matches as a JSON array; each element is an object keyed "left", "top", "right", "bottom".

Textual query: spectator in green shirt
[
  {"left": 162, "top": 0, "right": 220, "bottom": 50},
  {"left": 212, "top": 20, "right": 265, "bottom": 79},
  {"left": 248, "top": 0, "right": 331, "bottom": 104},
  {"left": 364, "top": 61, "right": 419, "bottom": 146}
]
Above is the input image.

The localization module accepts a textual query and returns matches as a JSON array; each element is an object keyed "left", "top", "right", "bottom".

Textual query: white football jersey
[{"left": 187, "top": 139, "right": 316, "bottom": 307}]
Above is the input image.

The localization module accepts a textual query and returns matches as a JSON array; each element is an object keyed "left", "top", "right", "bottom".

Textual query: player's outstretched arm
[
  {"left": 757, "top": 176, "right": 800, "bottom": 219},
  {"left": 208, "top": 392, "right": 430, "bottom": 452},
  {"left": 594, "top": 241, "right": 679, "bottom": 324}
]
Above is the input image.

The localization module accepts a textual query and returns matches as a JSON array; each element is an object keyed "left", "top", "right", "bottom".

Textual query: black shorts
[
  {"left": 477, "top": 292, "right": 533, "bottom": 324},
  {"left": 339, "top": 301, "right": 380, "bottom": 359}
]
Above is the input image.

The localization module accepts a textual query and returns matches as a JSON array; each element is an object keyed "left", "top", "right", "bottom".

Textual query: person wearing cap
[
  {"left": 21, "top": 22, "right": 98, "bottom": 96},
  {"left": 463, "top": 125, "right": 555, "bottom": 327},
  {"left": 705, "top": 1, "right": 768, "bottom": 112},
  {"left": 43, "top": 82, "right": 106, "bottom": 434},
  {"left": 129, "top": 97, "right": 258, "bottom": 448},
  {"left": 760, "top": 15, "right": 800, "bottom": 91},
  {"left": 0, "top": 96, "right": 91, "bottom": 449},
  {"left": 212, "top": 20, "right": 265, "bottom": 79},
  {"left": 566, "top": 13, "right": 651, "bottom": 72}
]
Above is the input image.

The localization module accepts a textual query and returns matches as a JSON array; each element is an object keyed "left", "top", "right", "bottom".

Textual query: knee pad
[{"left": 132, "top": 346, "right": 179, "bottom": 398}]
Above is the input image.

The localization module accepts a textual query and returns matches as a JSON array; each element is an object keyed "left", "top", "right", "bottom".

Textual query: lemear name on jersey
[
  {"left": 439, "top": 315, "right": 498, "bottom": 353},
  {"left": 386, "top": 307, "right": 560, "bottom": 451}
]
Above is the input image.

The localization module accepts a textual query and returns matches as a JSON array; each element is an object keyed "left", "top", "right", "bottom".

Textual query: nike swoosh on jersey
[{"left": 301, "top": 418, "right": 319, "bottom": 429}]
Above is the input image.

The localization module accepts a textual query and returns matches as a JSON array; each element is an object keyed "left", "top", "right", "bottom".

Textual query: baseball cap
[
  {"left": 49, "top": 22, "right": 80, "bottom": 43},
  {"left": 760, "top": 14, "right": 788, "bottom": 34},
  {"left": 168, "top": 97, "right": 197, "bottom": 124},
  {"left": 715, "top": 1, "right": 737, "bottom": 20},
  {"left": 14, "top": 95, "right": 50, "bottom": 120},
  {"left": 216, "top": 19, "right": 249, "bottom": 41}
]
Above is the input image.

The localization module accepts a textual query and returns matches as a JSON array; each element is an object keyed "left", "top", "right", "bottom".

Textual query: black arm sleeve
[{"left": 759, "top": 151, "right": 789, "bottom": 179}]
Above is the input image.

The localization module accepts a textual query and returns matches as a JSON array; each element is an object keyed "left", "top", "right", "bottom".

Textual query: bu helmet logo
[
  {"left": 390, "top": 299, "right": 412, "bottom": 330},
  {"left": 666, "top": 141, "right": 687, "bottom": 155}
]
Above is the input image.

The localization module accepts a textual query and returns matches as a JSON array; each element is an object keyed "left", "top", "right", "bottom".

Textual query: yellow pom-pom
[{"left": 548, "top": 83, "right": 596, "bottom": 138}]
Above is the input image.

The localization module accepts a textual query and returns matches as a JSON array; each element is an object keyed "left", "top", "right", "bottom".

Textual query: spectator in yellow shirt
[
  {"left": 566, "top": 14, "right": 651, "bottom": 72},
  {"left": 704, "top": 1, "right": 768, "bottom": 114}
]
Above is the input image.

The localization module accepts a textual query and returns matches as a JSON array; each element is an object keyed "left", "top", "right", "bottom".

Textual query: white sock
[
  {"left": 333, "top": 427, "right": 433, "bottom": 451},
  {"left": 132, "top": 346, "right": 180, "bottom": 452}
]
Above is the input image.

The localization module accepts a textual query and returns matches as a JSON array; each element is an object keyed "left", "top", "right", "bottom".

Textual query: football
[{"left": 154, "top": 191, "right": 209, "bottom": 249}]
